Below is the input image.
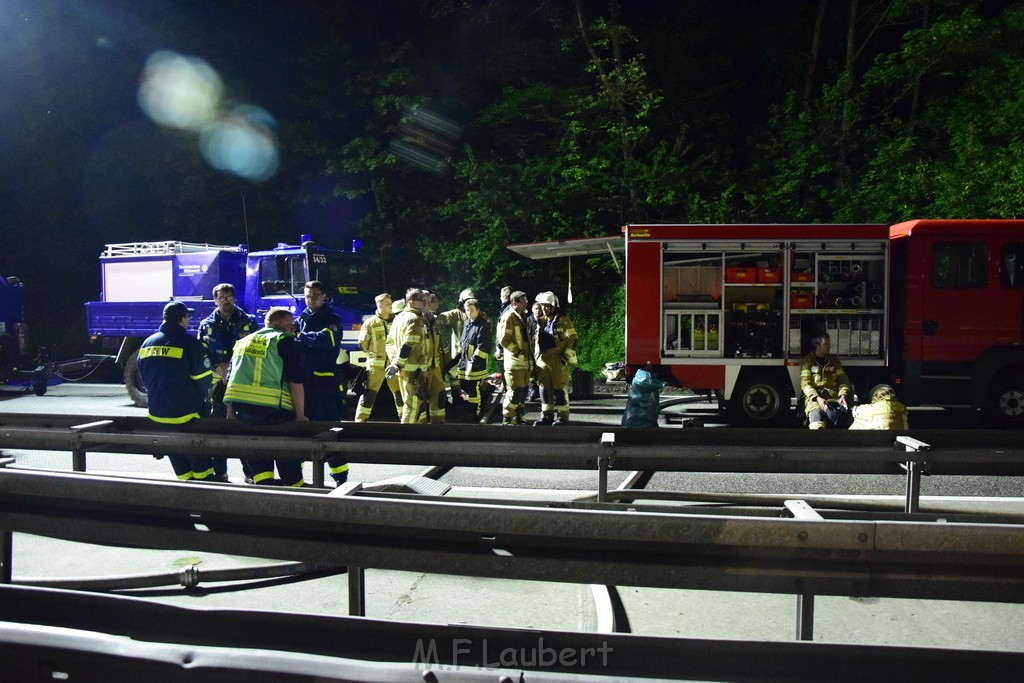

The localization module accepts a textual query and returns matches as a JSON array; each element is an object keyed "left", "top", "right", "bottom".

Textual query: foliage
[{"left": 572, "top": 283, "right": 625, "bottom": 373}]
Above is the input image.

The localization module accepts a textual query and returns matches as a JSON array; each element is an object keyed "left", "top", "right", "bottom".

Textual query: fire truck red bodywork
[{"left": 624, "top": 219, "right": 1024, "bottom": 426}]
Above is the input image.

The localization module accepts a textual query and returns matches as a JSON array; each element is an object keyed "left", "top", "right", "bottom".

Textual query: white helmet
[
  {"left": 535, "top": 291, "right": 559, "bottom": 307},
  {"left": 459, "top": 288, "right": 475, "bottom": 302},
  {"left": 393, "top": 299, "right": 406, "bottom": 313}
]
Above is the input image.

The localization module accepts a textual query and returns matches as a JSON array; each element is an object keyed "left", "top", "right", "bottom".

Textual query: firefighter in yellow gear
[
  {"left": 420, "top": 292, "right": 447, "bottom": 423},
  {"left": 385, "top": 288, "right": 430, "bottom": 424},
  {"left": 354, "top": 293, "right": 402, "bottom": 422},
  {"left": 849, "top": 384, "right": 909, "bottom": 430},
  {"left": 532, "top": 291, "right": 578, "bottom": 426},
  {"left": 435, "top": 288, "right": 474, "bottom": 403},
  {"left": 496, "top": 291, "right": 533, "bottom": 425},
  {"left": 800, "top": 333, "right": 852, "bottom": 429}
]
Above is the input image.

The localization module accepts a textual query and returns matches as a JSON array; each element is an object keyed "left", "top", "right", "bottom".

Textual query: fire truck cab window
[
  {"left": 1000, "top": 244, "right": 1024, "bottom": 288},
  {"left": 932, "top": 242, "right": 988, "bottom": 288}
]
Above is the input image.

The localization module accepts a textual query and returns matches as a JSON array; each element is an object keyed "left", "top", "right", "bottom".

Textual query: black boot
[{"left": 533, "top": 413, "right": 555, "bottom": 426}]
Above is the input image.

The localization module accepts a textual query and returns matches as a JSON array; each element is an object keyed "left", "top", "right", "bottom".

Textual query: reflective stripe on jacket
[
  {"left": 138, "top": 321, "right": 212, "bottom": 425},
  {"left": 224, "top": 328, "right": 293, "bottom": 411},
  {"left": 799, "top": 352, "right": 852, "bottom": 402},
  {"left": 358, "top": 313, "right": 392, "bottom": 368},
  {"left": 459, "top": 313, "right": 492, "bottom": 381},
  {"left": 386, "top": 309, "right": 428, "bottom": 371},
  {"left": 849, "top": 398, "right": 909, "bottom": 430},
  {"left": 497, "top": 309, "right": 532, "bottom": 372},
  {"left": 535, "top": 315, "right": 578, "bottom": 368}
]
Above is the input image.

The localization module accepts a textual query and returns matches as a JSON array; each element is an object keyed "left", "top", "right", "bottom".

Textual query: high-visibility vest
[{"left": 224, "top": 328, "right": 293, "bottom": 411}]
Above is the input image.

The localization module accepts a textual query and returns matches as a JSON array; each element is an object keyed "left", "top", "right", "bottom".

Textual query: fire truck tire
[
  {"left": 32, "top": 382, "right": 47, "bottom": 397},
  {"left": 987, "top": 374, "right": 1024, "bottom": 428},
  {"left": 123, "top": 349, "right": 148, "bottom": 408},
  {"left": 727, "top": 371, "right": 792, "bottom": 427}
]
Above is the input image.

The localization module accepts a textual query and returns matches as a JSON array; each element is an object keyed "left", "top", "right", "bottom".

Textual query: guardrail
[
  {"left": 2, "top": 467, "right": 1024, "bottom": 632},
  {"left": 4, "top": 414, "right": 1024, "bottom": 647},
  {"left": 3, "top": 413, "right": 1024, "bottom": 511},
  {"left": 5, "top": 583, "right": 1022, "bottom": 681}
]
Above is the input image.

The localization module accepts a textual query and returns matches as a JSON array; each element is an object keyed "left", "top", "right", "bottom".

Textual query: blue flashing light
[
  {"left": 300, "top": 234, "right": 312, "bottom": 244},
  {"left": 352, "top": 239, "right": 362, "bottom": 253}
]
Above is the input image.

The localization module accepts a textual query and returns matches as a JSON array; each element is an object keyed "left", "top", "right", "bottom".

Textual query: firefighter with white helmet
[
  {"left": 532, "top": 291, "right": 578, "bottom": 426},
  {"left": 435, "top": 287, "right": 476, "bottom": 409}
]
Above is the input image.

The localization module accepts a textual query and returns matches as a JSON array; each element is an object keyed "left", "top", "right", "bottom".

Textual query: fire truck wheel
[
  {"left": 727, "top": 371, "right": 792, "bottom": 427},
  {"left": 988, "top": 375, "right": 1024, "bottom": 428},
  {"left": 123, "top": 349, "right": 149, "bottom": 409}
]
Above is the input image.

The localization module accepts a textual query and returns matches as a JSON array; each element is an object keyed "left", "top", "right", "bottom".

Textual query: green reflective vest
[{"left": 224, "top": 328, "right": 293, "bottom": 411}]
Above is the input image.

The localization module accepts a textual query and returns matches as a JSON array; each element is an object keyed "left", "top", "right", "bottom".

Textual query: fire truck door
[{"left": 918, "top": 241, "right": 1005, "bottom": 364}]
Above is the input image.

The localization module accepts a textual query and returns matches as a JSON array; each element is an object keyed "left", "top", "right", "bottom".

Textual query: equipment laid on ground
[
  {"left": 622, "top": 219, "right": 1024, "bottom": 426},
  {"left": 85, "top": 236, "right": 379, "bottom": 407}
]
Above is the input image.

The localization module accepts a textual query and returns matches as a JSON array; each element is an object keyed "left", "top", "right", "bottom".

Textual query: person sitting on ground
[
  {"left": 848, "top": 384, "right": 909, "bottom": 430},
  {"left": 799, "top": 333, "right": 852, "bottom": 429}
]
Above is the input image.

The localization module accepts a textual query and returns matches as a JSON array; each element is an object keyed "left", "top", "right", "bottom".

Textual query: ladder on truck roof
[{"left": 101, "top": 241, "right": 243, "bottom": 257}]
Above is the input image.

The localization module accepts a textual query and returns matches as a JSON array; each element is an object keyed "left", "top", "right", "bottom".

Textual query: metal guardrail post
[
  {"left": 897, "top": 436, "right": 932, "bottom": 514},
  {"left": 796, "top": 592, "right": 815, "bottom": 640},
  {"left": 70, "top": 420, "right": 115, "bottom": 473},
  {"left": 312, "top": 428, "right": 345, "bottom": 488},
  {"left": 785, "top": 500, "right": 821, "bottom": 641},
  {"left": 598, "top": 432, "right": 615, "bottom": 503},
  {"left": 348, "top": 566, "right": 365, "bottom": 617},
  {"left": 1, "top": 531, "right": 10, "bottom": 584}
]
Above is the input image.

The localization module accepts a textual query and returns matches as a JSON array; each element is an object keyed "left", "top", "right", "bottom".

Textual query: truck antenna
[{"left": 241, "top": 193, "right": 251, "bottom": 249}]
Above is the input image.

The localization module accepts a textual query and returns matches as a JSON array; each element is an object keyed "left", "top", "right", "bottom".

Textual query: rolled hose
[{"left": 14, "top": 561, "right": 346, "bottom": 592}]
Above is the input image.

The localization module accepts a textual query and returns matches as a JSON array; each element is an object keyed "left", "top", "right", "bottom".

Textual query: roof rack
[{"left": 101, "top": 241, "right": 243, "bottom": 257}]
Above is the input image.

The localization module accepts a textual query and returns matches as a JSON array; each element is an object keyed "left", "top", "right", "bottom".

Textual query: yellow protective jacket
[
  {"left": 849, "top": 398, "right": 909, "bottom": 430},
  {"left": 358, "top": 312, "right": 393, "bottom": 368},
  {"left": 386, "top": 309, "right": 428, "bottom": 371},
  {"left": 534, "top": 315, "right": 578, "bottom": 369},
  {"left": 497, "top": 308, "right": 533, "bottom": 372},
  {"left": 800, "top": 352, "right": 852, "bottom": 403},
  {"left": 436, "top": 307, "right": 468, "bottom": 359}
]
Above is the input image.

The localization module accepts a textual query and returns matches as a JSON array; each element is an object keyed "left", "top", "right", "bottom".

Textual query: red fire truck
[{"left": 624, "top": 219, "right": 1024, "bottom": 426}]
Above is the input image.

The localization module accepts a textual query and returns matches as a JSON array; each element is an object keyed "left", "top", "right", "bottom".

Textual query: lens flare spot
[
  {"left": 138, "top": 50, "right": 222, "bottom": 131},
  {"left": 199, "top": 107, "right": 279, "bottom": 182}
]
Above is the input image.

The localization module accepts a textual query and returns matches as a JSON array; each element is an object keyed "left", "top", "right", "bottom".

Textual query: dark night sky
[{"left": 0, "top": 0, "right": 366, "bottom": 351}]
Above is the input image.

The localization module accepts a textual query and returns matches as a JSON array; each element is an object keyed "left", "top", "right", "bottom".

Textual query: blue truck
[
  {"left": 0, "top": 275, "right": 52, "bottom": 396},
  {"left": 86, "top": 236, "right": 377, "bottom": 407}
]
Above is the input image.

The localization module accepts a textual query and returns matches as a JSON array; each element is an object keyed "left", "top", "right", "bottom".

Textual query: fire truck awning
[{"left": 506, "top": 235, "right": 623, "bottom": 260}]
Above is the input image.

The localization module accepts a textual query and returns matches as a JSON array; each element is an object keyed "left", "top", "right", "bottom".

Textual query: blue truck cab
[{"left": 86, "top": 236, "right": 376, "bottom": 407}]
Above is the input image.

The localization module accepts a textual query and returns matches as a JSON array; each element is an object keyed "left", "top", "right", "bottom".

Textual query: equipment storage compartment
[
  {"left": 722, "top": 250, "right": 784, "bottom": 358},
  {"left": 787, "top": 247, "right": 887, "bottom": 359},
  {"left": 662, "top": 253, "right": 722, "bottom": 357}
]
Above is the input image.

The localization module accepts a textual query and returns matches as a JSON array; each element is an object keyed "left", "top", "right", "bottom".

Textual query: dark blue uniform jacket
[{"left": 138, "top": 322, "right": 213, "bottom": 424}]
